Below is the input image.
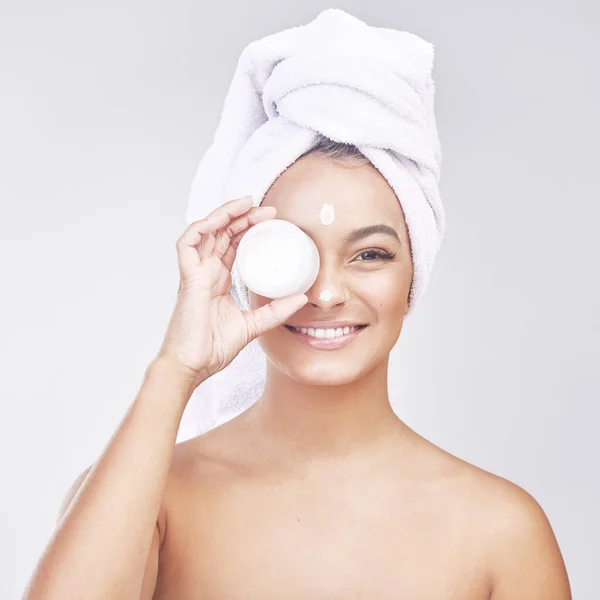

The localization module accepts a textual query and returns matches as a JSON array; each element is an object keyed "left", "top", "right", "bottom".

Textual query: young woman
[{"left": 23, "top": 138, "right": 571, "bottom": 600}]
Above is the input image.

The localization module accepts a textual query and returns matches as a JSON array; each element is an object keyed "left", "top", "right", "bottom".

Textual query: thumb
[{"left": 244, "top": 293, "right": 308, "bottom": 341}]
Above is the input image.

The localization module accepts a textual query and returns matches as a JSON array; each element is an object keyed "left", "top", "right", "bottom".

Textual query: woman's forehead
[{"left": 263, "top": 154, "right": 404, "bottom": 231}]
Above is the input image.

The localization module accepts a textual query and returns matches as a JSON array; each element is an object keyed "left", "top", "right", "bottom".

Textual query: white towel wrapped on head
[{"left": 177, "top": 8, "right": 445, "bottom": 441}]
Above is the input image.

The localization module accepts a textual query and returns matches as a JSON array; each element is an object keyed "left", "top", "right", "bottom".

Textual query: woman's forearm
[{"left": 22, "top": 356, "right": 201, "bottom": 600}]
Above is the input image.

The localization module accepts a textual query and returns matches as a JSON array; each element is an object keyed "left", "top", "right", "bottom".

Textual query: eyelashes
[{"left": 355, "top": 249, "right": 397, "bottom": 262}]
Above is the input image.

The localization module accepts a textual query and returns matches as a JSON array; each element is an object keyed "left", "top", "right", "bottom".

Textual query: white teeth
[{"left": 292, "top": 326, "right": 361, "bottom": 338}]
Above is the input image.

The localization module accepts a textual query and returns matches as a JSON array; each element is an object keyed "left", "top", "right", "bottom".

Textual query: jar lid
[{"left": 235, "top": 219, "right": 320, "bottom": 299}]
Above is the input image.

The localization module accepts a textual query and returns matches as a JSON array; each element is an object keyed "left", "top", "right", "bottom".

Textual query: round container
[{"left": 234, "top": 219, "right": 320, "bottom": 299}]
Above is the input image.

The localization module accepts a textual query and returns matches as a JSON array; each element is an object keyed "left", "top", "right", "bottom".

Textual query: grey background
[{"left": 1, "top": 1, "right": 598, "bottom": 598}]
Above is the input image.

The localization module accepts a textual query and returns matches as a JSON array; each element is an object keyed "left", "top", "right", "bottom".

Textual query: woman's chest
[{"left": 155, "top": 472, "right": 491, "bottom": 600}]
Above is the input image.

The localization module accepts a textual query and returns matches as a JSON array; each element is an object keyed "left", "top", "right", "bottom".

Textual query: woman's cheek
[{"left": 360, "top": 268, "right": 409, "bottom": 313}]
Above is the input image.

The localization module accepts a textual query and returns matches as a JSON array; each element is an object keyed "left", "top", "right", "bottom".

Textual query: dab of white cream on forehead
[
  {"left": 320, "top": 203, "right": 335, "bottom": 225},
  {"left": 319, "top": 290, "right": 332, "bottom": 302}
]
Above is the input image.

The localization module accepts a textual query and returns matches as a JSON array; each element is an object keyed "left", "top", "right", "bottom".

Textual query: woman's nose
[{"left": 304, "top": 265, "right": 348, "bottom": 308}]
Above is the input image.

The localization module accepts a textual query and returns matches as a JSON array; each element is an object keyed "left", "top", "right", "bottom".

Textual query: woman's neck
[{"left": 241, "top": 359, "right": 414, "bottom": 469}]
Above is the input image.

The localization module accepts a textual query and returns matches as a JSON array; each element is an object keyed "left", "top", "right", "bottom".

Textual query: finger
[
  {"left": 177, "top": 195, "right": 259, "bottom": 273},
  {"left": 221, "top": 207, "right": 276, "bottom": 271},
  {"left": 178, "top": 210, "right": 225, "bottom": 249},
  {"left": 181, "top": 194, "right": 255, "bottom": 243},
  {"left": 177, "top": 219, "right": 217, "bottom": 269},
  {"left": 198, "top": 222, "right": 216, "bottom": 258},
  {"left": 231, "top": 204, "right": 276, "bottom": 235},
  {"left": 176, "top": 223, "right": 214, "bottom": 276},
  {"left": 202, "top": 194, "right": 255, "bottom": 228},
  {"left": 244, "top": 294, "right": 309, "bottom": 341},
  {"left": 196, "top": 195, "right": 258, "bottom": 258},
  {"left": 177, "top": 204, "right": 237, "bottom": 271},
  {"left": 221, "top": 228, "right": 246, "bottom": 271},
  {"left": 213, "top": 205, "right": 276, "bottom": 256}
]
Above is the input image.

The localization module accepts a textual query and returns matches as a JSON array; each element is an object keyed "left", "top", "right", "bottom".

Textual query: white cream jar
[{"left": 234, "top": 219, "right": 320, "bottom": 299}]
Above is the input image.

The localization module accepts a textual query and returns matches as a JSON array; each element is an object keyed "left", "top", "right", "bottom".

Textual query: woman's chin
[
  {"left": 278, "top": 359, "right": 366, "bottom": 386},
  {"left": 295, "top": 373, "right": 360, "bottom": 387}
]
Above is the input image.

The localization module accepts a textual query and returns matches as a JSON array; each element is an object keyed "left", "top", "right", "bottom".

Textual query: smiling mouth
[
  {"left": 281, "top": 323, "right": 368, "bottom": 350},
  {"left": 283, "top": 324, "right": 368, "bottom": 338}
]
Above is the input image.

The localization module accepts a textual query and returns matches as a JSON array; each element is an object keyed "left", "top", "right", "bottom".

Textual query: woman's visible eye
[{"left": 354, "top": 249, "right": 397, "bottom": 262}]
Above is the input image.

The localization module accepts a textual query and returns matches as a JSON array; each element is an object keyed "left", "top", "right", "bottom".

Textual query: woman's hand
[{"left": 156, "top": 194, "right": 308, "bottom": 389}]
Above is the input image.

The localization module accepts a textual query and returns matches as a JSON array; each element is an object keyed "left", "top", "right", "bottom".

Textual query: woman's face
[{"left": 248, "top": 151, "right": 413, "bottom": 386}]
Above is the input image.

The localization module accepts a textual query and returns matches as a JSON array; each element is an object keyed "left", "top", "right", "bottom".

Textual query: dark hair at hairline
[{"left": 299, "top": 133, "right": 370, "bottom": 166}]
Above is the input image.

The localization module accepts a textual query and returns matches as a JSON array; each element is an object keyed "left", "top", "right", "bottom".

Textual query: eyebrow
[{"left": 297, "top": 223, "right": 401, "bottom": 245}]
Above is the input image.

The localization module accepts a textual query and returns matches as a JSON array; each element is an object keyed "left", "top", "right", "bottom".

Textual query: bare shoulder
[
  {"left": 482, "top": 473, "right": 571, "bottom": 598},
  {"left": 170, "top": 413, "right": 274, "bottom": 479},
  {"left": 167, "top": 423, "right": 247, "bottom": 497},
  {"left": 434, "top": 451, "right": 572, "bottom": 600},
  {"left": 171, "top": 422, "right": 246, "bottom": 475}
]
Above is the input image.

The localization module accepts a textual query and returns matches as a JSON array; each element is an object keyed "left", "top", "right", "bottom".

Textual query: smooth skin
[
  {"left": 22, "top": 194, "right": 308, "bottom": 600},
  {"left": 27, "top": 154, "right": 571, "bottom": 600}
]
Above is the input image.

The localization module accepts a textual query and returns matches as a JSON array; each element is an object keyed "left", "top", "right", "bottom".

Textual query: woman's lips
[{"left": 283, "top": 325, "right": 368, "bottom": 350}]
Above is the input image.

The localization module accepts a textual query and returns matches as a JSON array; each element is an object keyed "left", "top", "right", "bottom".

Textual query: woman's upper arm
[
  {"left": 139, "top": 523, "right": 160, "bottom": 600},
  {"left": 488, "top": 484, "right": 572, "bottom": 599},
  {"left": 57, "top": 466, "right": 164, "bottom": 600},
  {"left": 57, "top": 465, "right": 94, "bottom": 522}
]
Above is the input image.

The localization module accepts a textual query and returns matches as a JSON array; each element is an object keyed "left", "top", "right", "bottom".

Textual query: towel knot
[{"left": 262, "top": 53, "right": 441, "bottom": 180}]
